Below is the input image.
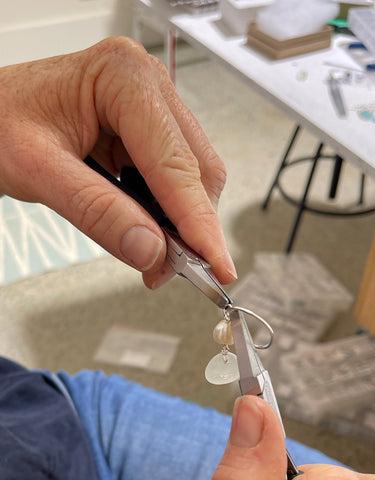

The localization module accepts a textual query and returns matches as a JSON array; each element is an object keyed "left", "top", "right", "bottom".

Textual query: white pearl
[{"left": 213, "top": 320, "right": 234, "bottom": 345}]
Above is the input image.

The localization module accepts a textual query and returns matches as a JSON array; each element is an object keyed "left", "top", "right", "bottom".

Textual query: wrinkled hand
[
  {"left": 0, "top": 37, "right": 236, "bottom": 288},
  {"left": 213, "top": 395, "right": 374, "bottom": 480}
]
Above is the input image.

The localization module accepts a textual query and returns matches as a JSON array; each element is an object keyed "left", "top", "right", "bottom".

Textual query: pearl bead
[{"left": 213, "top": 320, "right": 234, "bottom": 345}]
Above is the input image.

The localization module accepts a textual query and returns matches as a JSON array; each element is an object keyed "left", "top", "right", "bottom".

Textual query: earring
[{"left": 205, "top": 311, "right": 240, "bottom": 385}]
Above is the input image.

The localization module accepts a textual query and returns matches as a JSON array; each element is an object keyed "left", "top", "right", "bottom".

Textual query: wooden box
[{"left": 247, "top": 22, "right": 333, "bottom": 59}]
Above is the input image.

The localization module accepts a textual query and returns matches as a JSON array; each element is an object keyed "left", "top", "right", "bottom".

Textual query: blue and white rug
[{"left": 0, "top": 197, "right": 107, "bottom": 285}]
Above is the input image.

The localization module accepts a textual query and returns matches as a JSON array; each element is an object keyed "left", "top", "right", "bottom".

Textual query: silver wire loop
[{"left": 224, "top": 305, "right": 274, "bottom": 349}]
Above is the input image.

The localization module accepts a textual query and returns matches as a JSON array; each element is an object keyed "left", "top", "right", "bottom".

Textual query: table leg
[
  {"left": 359, "top": 173, "right": 365, "bottom": 205},
  {"left": 132, "top": 5, "right": 143, "bottom": 43},
  {"left": 328, "top": 155, "right": 343, "bottom": 200},
  {"left": 166, "top": 28, "right": 177, "bottom": 84},
  {"left": 262, "top": 125, "right": 301, "bottom": 210},
  {"left": 285, "top": 143, "right": 323, "bottom": 253}
]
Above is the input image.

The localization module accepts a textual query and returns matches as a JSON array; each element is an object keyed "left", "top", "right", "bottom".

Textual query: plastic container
[
  {"left": 230, "top": 271, "right": 334, "bottom": 342},
  {"left": 253, "top": 252, "right": 353, "bottom": 313},
  {"left": 219, "top": 0, "right": 273, "bottom": 35},
  {"left": 281, "top": 334, "right": 375, "bottom": 421},
  {"left": 348, "top": 7, "right": 375, "bottom": 53}
]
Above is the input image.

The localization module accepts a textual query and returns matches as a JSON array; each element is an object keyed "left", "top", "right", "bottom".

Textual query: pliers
[{"left": 85, "top": 156, "right": 303, "bottom": 479}]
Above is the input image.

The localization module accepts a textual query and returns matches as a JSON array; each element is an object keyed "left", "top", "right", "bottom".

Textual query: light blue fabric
[{"left": 56, "top": 370, "right": 346, "bottom": 480}]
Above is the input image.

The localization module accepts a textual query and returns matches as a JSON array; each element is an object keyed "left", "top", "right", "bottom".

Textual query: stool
[{"left": 262, "top": 125, "right": 375, "bottom": 253}]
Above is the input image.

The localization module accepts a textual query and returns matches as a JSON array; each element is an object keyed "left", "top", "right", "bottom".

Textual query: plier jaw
[
  {"left": 229, "top": 308, "right": 283, "bottom": 421},
  {"left": 164, "top": 228, "right": 232, "bottom": 310},
  {"left": 229, "top": 307, "right": 303, "bottom": 480}
]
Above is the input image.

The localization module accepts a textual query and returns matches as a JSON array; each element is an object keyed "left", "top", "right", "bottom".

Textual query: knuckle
[
  {"left": 90, "top": 36, "right": 153, "bottom": 77},
  {"left": 175, "top": 194, "right": 217, "bottom": 232},
  {"left": 148, "top": 54, "right": 176, "bottom": 99},
  {"left": 72, "top": 185, "right": 118, "bottom": 236},
  {"left": 148, "top": 55, "right": 171, "bottom": 85},
  {"left": 212, "top": 156, "right": 227, "bottom": 192},
  {"left": 196, "top": 143, "right": 227, "bottom": 203},
  {"left": 144, "top": 126, "right": 201, "bottom": 181},
  {"left": 168, "top": 149, "right": 201, "bottom": 177},
  {"left": 94, "top": 36, "right": 147, "bottom": 61},
  {"left": 156, "top": 153, "right": 201, "bottom": 190},
  {"left": 89, "top": 36, "right": 155, "bottom": 129},
  {"left": 148, "top": 54, "right": 168, "bottom": 76}
]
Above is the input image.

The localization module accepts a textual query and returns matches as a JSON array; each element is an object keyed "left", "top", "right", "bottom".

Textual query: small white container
[
  {"left": 348, "top": 7, "right": 375, "bottom": 53},
  {"left": 219, "top": 0, "right": 274, "bottom": 36}
]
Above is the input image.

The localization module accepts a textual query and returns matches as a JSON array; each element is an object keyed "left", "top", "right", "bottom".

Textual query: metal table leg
[{"left": 166, "top": 28, "right": 177, "bottom": 84}]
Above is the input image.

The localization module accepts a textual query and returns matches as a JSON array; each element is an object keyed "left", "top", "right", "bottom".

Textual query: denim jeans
[{"left": 54, "top": 370, "right": 346, "bottom": 480}]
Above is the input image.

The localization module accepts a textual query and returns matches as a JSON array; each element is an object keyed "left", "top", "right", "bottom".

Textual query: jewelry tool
[
  {"left": 328, "top": 71, "right": 346, "bottom": 117},
  {"left": 84, "top": 156, "right": 303, "bottom": 479}
]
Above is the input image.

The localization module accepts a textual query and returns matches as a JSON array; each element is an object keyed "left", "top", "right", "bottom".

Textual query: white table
[{"left": 134, "top": 0, "right": 375, "bottom": 180}]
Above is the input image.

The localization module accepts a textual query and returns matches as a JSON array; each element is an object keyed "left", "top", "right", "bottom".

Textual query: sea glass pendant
[{"left": 205, "top": 346, "right": 240, "bottom": 385}]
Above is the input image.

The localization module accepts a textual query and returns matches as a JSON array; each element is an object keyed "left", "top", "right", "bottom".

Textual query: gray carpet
[{"left": 1, "top": 47, "right": 375, "bottom": 473}]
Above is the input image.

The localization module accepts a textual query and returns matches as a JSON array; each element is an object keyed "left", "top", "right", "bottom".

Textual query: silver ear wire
[{"left": 224, "top": 305, "right": 274, "bottom": 349}]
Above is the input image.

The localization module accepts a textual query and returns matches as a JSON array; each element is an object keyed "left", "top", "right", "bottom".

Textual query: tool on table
[
  {"left": 328, "top": 71, "right": 346, "bottom": 117},
  {"left": 84, "top": 155, "right": 303, "bottom": 479}
]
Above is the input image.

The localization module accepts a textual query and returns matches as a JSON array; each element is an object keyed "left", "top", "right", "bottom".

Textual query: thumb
[
  {"left": 213, "top": 395, "right": 287, "bottom": 480},
  {"left": 39, "top": 152, "right": 167, "bottom": 274}
]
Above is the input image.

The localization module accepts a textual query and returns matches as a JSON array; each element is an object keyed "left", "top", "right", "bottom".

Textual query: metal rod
[
  {"left": 328, "top": 155, "right": 343, "bottom": 199},
  {"left": 285, "top": 143, "right": 323, "bottom": 253},
  {"left": 262, "top": 125, "right": 301, "bottom": 210}
]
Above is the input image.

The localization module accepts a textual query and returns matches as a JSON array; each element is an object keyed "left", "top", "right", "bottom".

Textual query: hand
[
  {"left": 0, "top": 37, "right": 236, "bottom": 288},
  {"left": 213, "top": 395, "right": 374, "bottom": 480}
]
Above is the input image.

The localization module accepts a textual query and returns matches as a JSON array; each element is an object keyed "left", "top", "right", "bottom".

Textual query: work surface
[{"left": 136, "top": 0, "right": 375, "bottom": 178}]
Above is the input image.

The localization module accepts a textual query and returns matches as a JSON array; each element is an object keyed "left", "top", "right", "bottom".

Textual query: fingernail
[
  {"left": 120, "top": 226, "right": 163, "bottom": 271},
  {"left": 224, "top": 249, "right": 237, "bottom": 280},
  {"left": 230, "top": 397, "right": 264, "bottom": 448}
]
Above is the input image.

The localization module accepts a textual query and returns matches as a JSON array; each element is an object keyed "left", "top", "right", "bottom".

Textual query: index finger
[
  {"left": 94, "top": 38, "right": 236, "bottom": 284},
  {"left": 148, "top": 55, "right": 226, "bottom": 212}
]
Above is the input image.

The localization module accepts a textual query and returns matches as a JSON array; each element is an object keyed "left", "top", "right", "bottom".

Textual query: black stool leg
[
  {"left": 262, "top": 125, "right": 301, "bottom": 210},
  {"left": 359, "top": 174, "right": 365, "bottom": 205},
  {"left": 328, "top": 155, "right": 343, "bottom": 199},
  {"left": 285, "top": 143, "right": 324, "bottom": 253}
]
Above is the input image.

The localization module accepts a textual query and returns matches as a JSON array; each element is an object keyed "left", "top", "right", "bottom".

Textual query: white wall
[
  {"left": 0, "top": 0, "right": 135, "bottom": 66},
  {"left": 1, "top": 0, "right": 119, "bottom": 26}
]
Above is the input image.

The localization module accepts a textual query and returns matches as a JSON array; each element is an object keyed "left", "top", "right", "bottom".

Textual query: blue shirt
[{"left": 0, "top": 357, "right": 99, "bottom": 480}]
